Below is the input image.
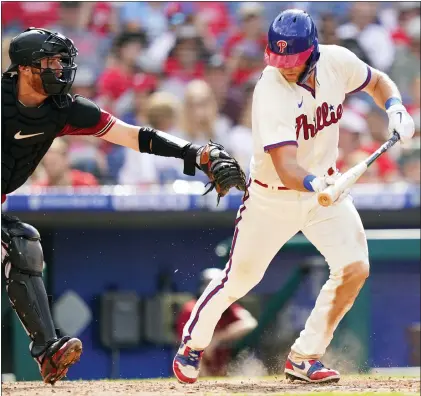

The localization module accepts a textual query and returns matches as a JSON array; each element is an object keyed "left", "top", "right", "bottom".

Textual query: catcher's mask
[{"left": 7, "top": 27, "right": 78, "bottom": 98}]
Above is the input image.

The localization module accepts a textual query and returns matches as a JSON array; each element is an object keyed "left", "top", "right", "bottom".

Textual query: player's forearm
[
  {"left": 366, "top": 69, "right": 401, "bottom": 110},
  {"left": 276, "top": 162, "right": 313, "bottom": 192},
  {"left": 270, "top": 145, "right": 315, "bottom": 192}
]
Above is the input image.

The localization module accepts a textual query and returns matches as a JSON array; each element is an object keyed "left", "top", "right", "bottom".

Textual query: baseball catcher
[{"left": 1, "top": 27, "right": 246, "bottom": 385}]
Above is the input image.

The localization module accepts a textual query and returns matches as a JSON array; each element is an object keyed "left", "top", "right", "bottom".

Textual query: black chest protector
[{"left": 1, "top": 74, "right": 71, "bottom": 194}]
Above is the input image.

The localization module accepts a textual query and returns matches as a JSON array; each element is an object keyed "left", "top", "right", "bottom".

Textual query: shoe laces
[
  {"left": 307, "top": 360, "right": 327, "bottom": 376},
  {"left": 187, "top": 348, "right": 202, "bottom": 363}
]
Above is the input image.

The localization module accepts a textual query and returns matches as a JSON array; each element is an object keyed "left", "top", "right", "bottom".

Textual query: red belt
[{"left": 254, "top": 167, "right": 335, "bottom": 190}]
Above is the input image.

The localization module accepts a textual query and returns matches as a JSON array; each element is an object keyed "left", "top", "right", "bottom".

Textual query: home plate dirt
[{"left": 2, "top": 376, "right": 420, "bottom": 396}]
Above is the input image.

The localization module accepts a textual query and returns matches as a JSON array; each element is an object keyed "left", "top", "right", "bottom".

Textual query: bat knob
[{"left": 317, "top": 193, "right": 333, "bottom": 207}]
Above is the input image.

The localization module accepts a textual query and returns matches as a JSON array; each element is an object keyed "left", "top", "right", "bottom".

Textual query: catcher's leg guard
[{"left": 1, "top": 214, "right": 58, "bottom": 356}]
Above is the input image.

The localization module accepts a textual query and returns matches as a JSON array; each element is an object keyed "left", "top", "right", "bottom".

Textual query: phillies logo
[
  {"left": 296, "top": 102, "right": 343, "bottom": 140},
  {"left": 277, "top": 40, "right": 288, "bottom": 53}
]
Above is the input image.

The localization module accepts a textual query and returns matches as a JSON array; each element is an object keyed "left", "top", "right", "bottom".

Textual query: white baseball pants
[{"left": 182, "top": 180, "right": 369, "bottom": 358}]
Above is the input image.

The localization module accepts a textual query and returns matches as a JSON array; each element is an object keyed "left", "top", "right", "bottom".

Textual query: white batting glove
[
  {"left": 307, "top": 176, "right": 329, "bottom": 193},
  {"left": 309, "top": 174, "right": 350, "bottom": 205},
  {"left": 327, "top": 172, "right": 350, "bottom": 205},
  {"left": 386, "top": 103, "right": 415, "bottom": 145}
]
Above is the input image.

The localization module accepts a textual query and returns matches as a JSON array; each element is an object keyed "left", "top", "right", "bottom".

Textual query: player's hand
[
  {"left": 326, "top": 172, "right": 350, "bottom": 205},
  {"left": 310, "top": 174, "right": 349, "bottom": 205},
  {"left": 386, "top": 103, "right": 415, "bottom": 145},
  {"left": 308, "top": 176, "right": 330, "bottom": 193},
  {"left": 198, "top": 141, "right": 247, "bottom": 204}
]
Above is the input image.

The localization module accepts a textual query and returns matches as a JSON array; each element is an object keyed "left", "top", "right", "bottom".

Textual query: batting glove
[
  {"left": 327, "top": 172, "right": 350, "bottom": 205},
  {"left": 309, "top": 174, "right": 350, "bottom": 205},
  {"left": 386, "top": 103, "right": 415, "bottom": 145}
]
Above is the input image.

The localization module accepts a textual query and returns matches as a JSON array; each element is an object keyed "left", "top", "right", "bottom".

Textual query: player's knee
[
  {"left": 5, "top": 221, "right": 43, "bottom": 276},
  {"left": 353, "top": 260, "right": 370, "bottom": 280},
  {"left": 343, "top": 260, "right": 369, "bottom": 287},
  {"left": 226, "top": 263, "right": 264, "bottom": 299}
]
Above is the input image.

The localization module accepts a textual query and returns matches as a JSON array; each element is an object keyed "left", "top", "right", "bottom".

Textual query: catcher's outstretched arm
[
  {"left": 100, "top": 117, "right": 247, "bottom": 198},
  {"left": 100, "top": 118, "right": 202, "bottom": 176}
]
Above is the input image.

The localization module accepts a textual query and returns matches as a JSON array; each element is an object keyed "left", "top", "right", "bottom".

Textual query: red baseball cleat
[
  {"left": 35, "top": 337, "right": 83, "bottom": 385},
  {"left": 173, "top": 343, "right": 203, "bottom": 384}
]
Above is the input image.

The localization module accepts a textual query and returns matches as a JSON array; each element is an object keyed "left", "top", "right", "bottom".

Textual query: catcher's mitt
[{"left": 198, "top": 141, "right": 247, "bottom": 204}]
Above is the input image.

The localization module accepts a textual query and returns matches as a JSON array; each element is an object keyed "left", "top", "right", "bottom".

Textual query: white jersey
[{"left": 250, "top": 44, "right": 371, "bottom": 186}]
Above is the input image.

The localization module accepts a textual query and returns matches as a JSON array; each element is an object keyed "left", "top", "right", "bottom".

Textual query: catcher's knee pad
[
  {"left": 2, "top": 219, "right": 43, "bottom": 276},
  {"left": 2, "top": 216, "right": 56, "bottom": 353}
]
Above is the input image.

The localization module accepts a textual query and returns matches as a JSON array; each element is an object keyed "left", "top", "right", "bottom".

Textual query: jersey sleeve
[
  {"left": 331, "top": 45, "right": 371, "bottom": 95},
  {"left": 253, "top": 71, "right": 297, "bottom": 152},
  {"left": 58, "top": 108, "right": 116, "bottom": 137}
]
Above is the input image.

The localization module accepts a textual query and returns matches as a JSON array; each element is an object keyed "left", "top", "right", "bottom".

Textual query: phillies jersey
[{"left": 250, "top": 44, "right": 371, "bottom": 186}]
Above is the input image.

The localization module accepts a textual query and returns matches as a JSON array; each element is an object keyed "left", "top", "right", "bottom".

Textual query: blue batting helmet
[{"left": 264, "top": 9, "right": 320, "bottom": 83}]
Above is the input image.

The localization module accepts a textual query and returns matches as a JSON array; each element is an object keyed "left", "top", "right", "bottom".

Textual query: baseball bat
[{"left": 317, "top": 131, "right": 401, "bottom": 207}]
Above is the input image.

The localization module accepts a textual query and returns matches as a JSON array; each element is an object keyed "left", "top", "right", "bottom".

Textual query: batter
[{"left": 173, "top": 9, "right": 415, "bottom": 384}]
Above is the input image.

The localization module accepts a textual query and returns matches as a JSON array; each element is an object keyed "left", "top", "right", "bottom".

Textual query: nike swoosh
[
  {"left": 397, "top": 112, "right": 402, "bottom": 123},
  {"left": 14, "top": 131, "right": 45, "bottom": 140},
  {"left": 289, "top": 360, "right": 306, "bottom": 370},
  {"left": 298, "top": 97, "right": 303, "bottom": 108}
]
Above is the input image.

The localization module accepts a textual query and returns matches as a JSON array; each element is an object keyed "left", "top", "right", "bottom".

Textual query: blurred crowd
[{"left": 2, "top": 1, "right": 420, "bottom": 189}]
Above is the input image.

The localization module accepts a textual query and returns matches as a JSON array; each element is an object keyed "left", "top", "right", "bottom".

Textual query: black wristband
[
  {"left": 137, "top": 127, "right": 201, "bottom": 176},
  {"left": 183, "top": 143, "right": 201, "bottom": 176}
]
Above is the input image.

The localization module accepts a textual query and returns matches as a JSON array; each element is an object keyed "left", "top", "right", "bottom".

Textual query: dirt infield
[{"left": 2, "top": 376, "right": 420, "bottom": 396}]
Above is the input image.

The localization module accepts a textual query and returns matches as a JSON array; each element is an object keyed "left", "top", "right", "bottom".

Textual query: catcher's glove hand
[{"left": 198, "top": 141, "right": 247, "bottom": 204}]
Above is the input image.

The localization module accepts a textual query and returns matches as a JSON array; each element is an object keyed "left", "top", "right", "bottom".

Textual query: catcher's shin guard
[{"left": 2, "top": 214, "right": 58, "bottom": 357}]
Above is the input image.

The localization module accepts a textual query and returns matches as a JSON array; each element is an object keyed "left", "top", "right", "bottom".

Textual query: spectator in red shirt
[
  {"left": 193, "top": 2, "right": 232, "bottom": 47},
  {"left": 120, "top": 73, "right": 159, "bottom": 126},
  {"left": 176, "top": 268, "right": 257, "bottom": 377},
  {"left": 341, "top": 100, "right": 400, "bottom": 182},
  {"left": 1, "top": 2, "right": 60, "bottom": 34},
  {"left": 162, "top": 25, "right": 208, "bottom": 98},
  {"left": 390, "top": 2, "right": 420, "bottom": 47},
  {"left": 34, "top": 139, "right": 98, "bottom": 188},
  {"left": 97, "top": 31, "right": 147, "bottom": 113},
  {"left": 78, "top": 2, "right": 119, "bottom": 36}
]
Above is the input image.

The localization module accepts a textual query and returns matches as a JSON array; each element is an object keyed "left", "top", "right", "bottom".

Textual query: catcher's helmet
[
  {"left": 6, "top": 27, "right": 78, "bottom": 96},
  {"left": 264, "top": 9, "right": 320, "bottom": 83}
]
